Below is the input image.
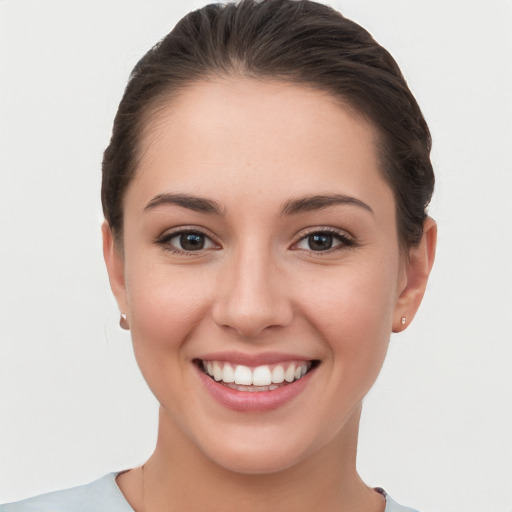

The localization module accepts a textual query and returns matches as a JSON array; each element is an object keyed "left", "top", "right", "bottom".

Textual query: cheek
[
  {"left": 299, "top": 259, "right": 398, "bottom": 385},
  {"left": 124, "top": 262, "right": 213, "bottom": 359},
  {"left": 304, "top": 262, "right": 397, "bottom": 340},
  {"left": 123, "top": 265, "right": 214, "bottom": 413}
]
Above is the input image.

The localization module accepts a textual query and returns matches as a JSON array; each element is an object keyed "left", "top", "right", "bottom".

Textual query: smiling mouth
[{"left": 196, "top": 359, "right": 319, "bottom": 392}]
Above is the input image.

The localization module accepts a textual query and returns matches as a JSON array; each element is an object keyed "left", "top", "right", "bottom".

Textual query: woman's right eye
[{"left": 157, "top": 230, "right": 218, "bottom": 253}]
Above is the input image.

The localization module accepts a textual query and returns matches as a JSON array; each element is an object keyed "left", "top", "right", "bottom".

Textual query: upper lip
[{"left": 196, "top": 351, "right": 315, "bottom": 366}]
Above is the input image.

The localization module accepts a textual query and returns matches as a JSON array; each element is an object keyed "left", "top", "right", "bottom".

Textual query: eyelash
[{"left": 155, "top": 227, "right": 356, "bottom": 255}]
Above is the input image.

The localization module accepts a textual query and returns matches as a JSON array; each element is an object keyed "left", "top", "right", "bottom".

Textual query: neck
[{"left": 130, "top": 404, "right": 384, "bottom": 512}]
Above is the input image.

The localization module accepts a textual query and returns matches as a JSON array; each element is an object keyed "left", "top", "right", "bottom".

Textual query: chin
[
  {"left": 207, "top": 444, "right": 306, "bottom": 475},
  {"left": 191, "top": 424, "right": 320, "bottom": 476}
]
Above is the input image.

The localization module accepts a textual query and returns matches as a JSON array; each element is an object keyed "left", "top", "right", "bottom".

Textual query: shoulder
[
  {"left": 0, "top": 473, "right": 134, "bottom": 512},
  {"left": 377, "top": 487, "right": 420, "bottom": 512}
]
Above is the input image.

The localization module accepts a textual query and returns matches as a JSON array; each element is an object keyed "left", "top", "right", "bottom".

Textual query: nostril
[{"left": 211, "top": 294, "right": 294, "bottom": 339}]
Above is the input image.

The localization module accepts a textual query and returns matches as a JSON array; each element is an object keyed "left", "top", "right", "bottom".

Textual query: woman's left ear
[{"left": 393, "top": 217, "right": 437, "bottom": 332}]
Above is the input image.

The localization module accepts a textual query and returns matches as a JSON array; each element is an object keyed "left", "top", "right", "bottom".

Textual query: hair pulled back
[{"left": 102, "top": 0, "right": 434, "bottom": 247}]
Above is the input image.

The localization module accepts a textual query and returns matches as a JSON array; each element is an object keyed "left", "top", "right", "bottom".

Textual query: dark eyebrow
[
  {"left": 281, "top": 194, "right": 374, "bottom": 216},
  {"left": 144, "top": 193, "right": 225, "bottom": 216}
]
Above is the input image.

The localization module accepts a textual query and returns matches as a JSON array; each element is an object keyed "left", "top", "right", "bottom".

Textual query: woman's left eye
[
  {"left": 158, "top": 230, "right": 218, "bottom": 253},
  {"left": 294, "top": 231, "right": 354, "bottom": 252}
]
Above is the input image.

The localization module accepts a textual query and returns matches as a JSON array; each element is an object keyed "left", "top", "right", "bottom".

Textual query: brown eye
[
  {"left": 179, "top": 232, "right": 206, "bottom": 251},
  {"left": 159, "top": 230, "right": 218, "bottom": 253},
  {"left": 307, "top": 233, "right": 333, "bottom": 251},
  {"left": 294, "top": 230, "right": 355, "bottom": 253}
]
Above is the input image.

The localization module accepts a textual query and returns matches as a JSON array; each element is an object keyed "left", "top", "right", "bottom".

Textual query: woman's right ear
[{"left": 102, "top": 221, "right": 128, "bottom": 313}]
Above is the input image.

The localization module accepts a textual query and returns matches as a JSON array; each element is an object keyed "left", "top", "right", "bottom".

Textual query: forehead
[{"left": 130, "top": 77, "right": 394, "bottom": 216}]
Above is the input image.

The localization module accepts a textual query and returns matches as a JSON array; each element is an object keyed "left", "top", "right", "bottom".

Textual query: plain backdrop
[{"left": 0, "top": 1, "right": 511, "bottom": 510}]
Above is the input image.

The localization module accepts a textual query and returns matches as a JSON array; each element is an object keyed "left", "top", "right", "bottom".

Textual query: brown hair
[{"left": 102, "top": 0, "right": 434, "bottom": 247}]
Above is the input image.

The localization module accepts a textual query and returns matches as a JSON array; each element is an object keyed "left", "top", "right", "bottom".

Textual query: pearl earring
[
  {"left": 120, "top": 313, "right": 130, "bottom": 330},
  {"left": 401, "top": 317, "right": 407, "bottom": 325}
]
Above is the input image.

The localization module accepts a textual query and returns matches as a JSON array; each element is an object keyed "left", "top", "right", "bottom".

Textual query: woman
[{"left": 1, "top": 0, "right": 436, "bottom": 510}]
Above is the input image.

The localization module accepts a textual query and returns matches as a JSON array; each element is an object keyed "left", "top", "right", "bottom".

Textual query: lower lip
[{"left": 196, "top": 364, "right": 315, "bottom": 412}]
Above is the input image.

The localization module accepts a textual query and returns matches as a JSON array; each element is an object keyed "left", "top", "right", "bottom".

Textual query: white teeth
[
  {"left": 252, "top": 365, "right": 272, "bottom": 386},
  {"left": 271, "top": 365, "right": 285, "bottom": 384},
  {"left": 229, "top": 384, "right": 280, "bottom": 392},
  {"left": 222, "top": 363, "right": 235, "bottom": 383},
  {"left": 202, "top": 360, "right": 312, "bottom": 388},
  {"left": 213, "top": 362, "right": 223, "bottom": 381},
  {"left": 234, "top": 365, "right": 253, "bottom": 385},
  {"left": 284, "top": 363, "right": 296, "bottom": 383}
]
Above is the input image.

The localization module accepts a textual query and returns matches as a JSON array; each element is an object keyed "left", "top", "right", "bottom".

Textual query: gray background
[{"left": 1, "top": 0, "right": 511, "bottom": 510}]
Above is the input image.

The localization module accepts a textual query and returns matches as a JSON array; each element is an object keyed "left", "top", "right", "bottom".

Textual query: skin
[{"left": 103, "top": 78, "right": 436, "bottom": 512}]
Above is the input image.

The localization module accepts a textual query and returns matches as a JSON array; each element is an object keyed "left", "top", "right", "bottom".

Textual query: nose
[{"left": 211, "top": 245, "right": 293, "bottom": 339}]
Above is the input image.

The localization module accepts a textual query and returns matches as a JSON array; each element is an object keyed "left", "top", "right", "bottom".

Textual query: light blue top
[{"left": 0, "top": 472, "right": 419, "bottom": 512}]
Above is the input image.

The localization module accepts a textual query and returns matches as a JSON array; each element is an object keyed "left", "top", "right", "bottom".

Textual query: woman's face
[{"left": 106, "top": 78, "right": 413, "bottom": 474}]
